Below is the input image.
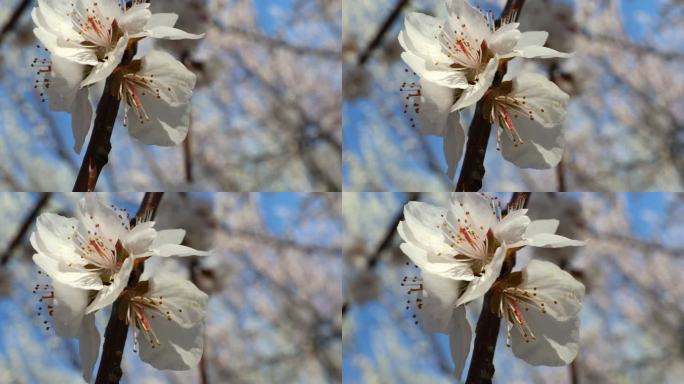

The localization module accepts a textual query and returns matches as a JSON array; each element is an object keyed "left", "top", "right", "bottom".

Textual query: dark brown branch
[
  {"left": 73, "top": 45, "right": 137, "bottom": 192},
  {"left": 465, "top": 192, "right": 530, "bottom": 384},
  {"left": 0, "top": 0, "right": 31, "bottom": 45},
  {"left": 0, "top": 193, "right": 51, "bottom": 266},
  {"left": 94, "top": 192, "right": 163, "bottom": 384},
  {"left": 557, "top": 160, "right": 567, "bottom": 192},
  {"left": 357, "top": 0, "right": 410, "bottom": 66},
  {"left": 183, "top": 126, "right": 194, "bottom": 183},
  {"left": 189, "top": 259, "right": 208, "bottom": 384},
  {"left": 342, "top": 192, "right": 420, "bottom": 317},
  {"left": 455, "top": 0, "right": 526, "bottom": 192}
]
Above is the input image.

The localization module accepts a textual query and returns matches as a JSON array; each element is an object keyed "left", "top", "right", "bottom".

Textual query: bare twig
[
  {"left": 184, "top": 125, "right": 194, "bottom": 184},
  {"left": 94, "top": 192, "right": 163, "bottom": 384},
  {"left": 73, "top": 45, "right": 137, "bottom": 192},
  {"left": 0, "top": 193, "right": 51, "bottom": 266},
  {"left": 455, "top": 0, "right": 526, "bottom": 192},
  {"left": 342, "top": 192, "right": 420, "bottom": 317},
  {"left": 0, "top": 0, "right": 31, "bottom": 45},
  {"left": 357, "top": 0, "right": 410, "bottom": 66},
  {"left": 465, "top": 192, "right": 530, "bottom": 384},
  {"left": 557, "top": 160, "right": 567, "bottom": 192}
]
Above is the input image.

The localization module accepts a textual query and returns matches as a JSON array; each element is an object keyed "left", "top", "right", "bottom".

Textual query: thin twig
[
  {"left": 342, "top": 192, "right": 420, "bottom": 317},
  {"left": 189, "top": 259, "right": 209, "bottom": 384},
  {"left": 73, "top": 45, "right": 137, "bottom": 192},
  {"left": 0, "top": 193, "right": 51, "bottom": 266},
  {"left": 465, "top": 192, "right": 530, "bottom": 384},
  {"left": 94, "top": 192, "right": 164, "bottom": 384},
  {"left": 184, "top": 123, "right": 194, "bottom": 184},
  {"left": 0, "top": 0, "right": 31, "bottom": 45},
  {"left": 357, "top": 0, "right": 410, "bottom": 66},
  {"left": 455, "top": 0, "right": 526, "bottom": 192},
  {"left": 557, "top": 160, "right": 567, "bottom": 192}
]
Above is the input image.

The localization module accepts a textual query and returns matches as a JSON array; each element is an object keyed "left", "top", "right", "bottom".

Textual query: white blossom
[
  {"left": 121, "top": 274, "right": 208, "bottom": 370},
  {"left": 31, "top": 195, "right": 208, "bottom": 315},
  {"left": 491, "top": 260, "right": 585, "bottom": 366}
]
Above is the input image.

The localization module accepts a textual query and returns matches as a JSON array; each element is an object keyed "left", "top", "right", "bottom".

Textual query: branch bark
[
  {"left": 94, "top": 192, "right": 163, "bottom": 384},
  {"left": 73, "top": 45, "right": 137, "bottom": 192},
  {"left": 465, "top": 192, "right": 530, "bottom": 384},
  {"left": 0, "top": 193, "right": 51, "bottom": 266},
  {"left": 455, "top": 0, "right": 526, "bottom": 192}
]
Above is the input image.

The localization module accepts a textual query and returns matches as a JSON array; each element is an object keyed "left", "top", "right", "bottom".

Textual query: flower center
[{"left": 490, "top": 272, "right": 554, "bottom": 347}]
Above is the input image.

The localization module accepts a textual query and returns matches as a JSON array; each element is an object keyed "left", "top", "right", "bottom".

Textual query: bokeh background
[
  {"left": 0, "top": 0, "right": 341, "bottom": 191},
  {"left": 343, "top": 192, "right": 684, "bottom": 383},
  {"left": 343, "top": 0, "right": 684, "bottom": 191},
  {"left": 0, "top": 192, "right": 342, "bottom": 383}
]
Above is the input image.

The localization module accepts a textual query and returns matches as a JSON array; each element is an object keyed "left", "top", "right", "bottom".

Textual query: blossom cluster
[
  {"left": 398, "top": 193, "right": 585, "bottom": 377},
  {"left": 31, "top": 0, "right": 204, "bottom": 153},
  {"left": 31, "top": 196, "right": 208, "bottom": 382},
  {"left": 399, "top": 0, "right": 572, "bottom": 178}
]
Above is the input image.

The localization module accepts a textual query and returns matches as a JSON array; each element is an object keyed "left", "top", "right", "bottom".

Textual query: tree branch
[
  {"left": 465, "top": 192, "right": 530, "bottom": 384},
  {"left": 357, "top": 0, "right": 410, "bottom": 66},
  {"left": 0, "top": 0, "right": 31, "bottom": 45},
  {"left": 455, "top": 0, "right": 526, "bottom": 192},
  {"left": 342, "top": 192, "right": 420, "bottom": 317},
  {"left": 94, "top": 192, "right": 163, "bottom": 384},
  {"left": 0, "top": 193, "right": 51, "bottom": 266},
  {"left": 73, "top": 45, "right": 137, "bottom": 192}
]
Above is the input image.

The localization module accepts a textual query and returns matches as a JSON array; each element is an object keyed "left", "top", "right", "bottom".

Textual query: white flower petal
[
  {"left": 492, "top": 209, "right": 530, "bottom": 245},
  {"left": 448, "top": 305, "right": 472, "bottom": 380},
  {"left": 449, "top": 193, "right": 497, "bottom": 237},
  {"left": 118, "top": 4, "right": 152, "bottom": 34},
  {"left": 417, "top": 79, "right": 456, "bottom": 136},
  {"left": 85, "top": 257, "right": 134, "bottom": 314},
  {"left": 519, "top": 260, "right": 585, "bottom": 320},
  {"left": 456, "top": 244, "right": 506, "bottom": 306},
  {"left": 400, "top": 201, "right": 450, "bottom": 253},
  {"left": 127, "top": 97, "right": 191, "bottom": 146},
  {"left": 79, "top": 314, "right": 101, "bottom": 383},
  {"left": 500, "top": 120, "right": 564, "bottom": 169},
  {"left": 140, "top": 26, "right": 204, "bottom": 40},
  {"left": 445, "top": 0, "right": 490, "bottom": 42},
  {"left": 123, "top": 221, "right": 157, "bottom": 257},
  {"left": 137, "top": 276, "right": 208, "bottom": 370},
  {"left": 72, "top": 88, "right": 93, "bottom": 153},
  {"left": 487, "top": 22, "right": 521, "bottom": 54},
  {"left": 153, "top": 229, "right": 186, "bottom": 247},
  {"left": 145, "top": 13, "right": 179, "bottom": 29},
  {"left": 451, "top": 57, "right": 499, "bottom": 111},
  {"left": 80, "top": 35, "right": 130, "bottom": 87},
  {"left": 135, "top": 50, "right": 197, "bottom": 105},
  {"left": 511, "top": 313, "right": 579, "bottom": 366},
  {"left": 420, "top": 272, "right": 464, "bottom": 333},
  {"left": 525, "top": 219, "right": 559, "bottom": 237},
  {"left": 52, "top": 282, "right": 89, "bottom": 338},
  {"left": 525, "top": 233, "right": 586, "bottom": 248},
  {"left": 444, "top": 112, "right": 465, "bottom": 179},
  {"left": 153, "top": 243, "right": 209, "bottom": 258},
  {"left": 399, "top": 242, "right": 474, "bottom": 281}
]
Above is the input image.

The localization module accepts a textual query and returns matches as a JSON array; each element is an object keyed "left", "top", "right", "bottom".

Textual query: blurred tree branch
[
  {"left": 357, "top": 0, "right": 410, "bottom": 66},
  {"left": 342, "top": 192, "right": 420, "bottom": 316},
  {"left": 0, "top": 192, "right": 51, "bottom": 266},
  {"left": 0, "top": 0, "right": 31, "bottom": 45}
]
